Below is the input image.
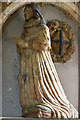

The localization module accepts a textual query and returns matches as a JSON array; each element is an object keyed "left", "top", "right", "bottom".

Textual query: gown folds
[{"left": 17, "top": 24, "right": 78, "bottom": 118}]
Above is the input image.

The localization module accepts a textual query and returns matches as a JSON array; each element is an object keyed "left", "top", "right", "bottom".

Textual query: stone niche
[{"left": 2, "top": 3, "right": 78, "bottom": 118}]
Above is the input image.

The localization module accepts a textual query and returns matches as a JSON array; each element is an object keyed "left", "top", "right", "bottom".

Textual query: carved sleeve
[{"left": 12, "top": 36, "right": 28, "bottom": 49}]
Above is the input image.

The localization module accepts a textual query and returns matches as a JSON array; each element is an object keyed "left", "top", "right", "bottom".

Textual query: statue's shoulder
[
  {"left": 38, "top": 24, "right": 49, "bottom": 37},
  {"left": 39, "top": 24, "right": 49, "bottom": 31},
  {"left": 38, "top": 24, "right": 50, "bottom": 42}
]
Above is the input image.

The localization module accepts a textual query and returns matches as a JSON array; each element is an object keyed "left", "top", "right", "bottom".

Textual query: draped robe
[{"left": 14, "top": 24, "right": 78, "bottom": 118}]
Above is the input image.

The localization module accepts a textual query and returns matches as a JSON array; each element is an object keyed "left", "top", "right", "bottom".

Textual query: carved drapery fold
[{"left": 11, "top": 3, "right": 78, "bottom": 118}]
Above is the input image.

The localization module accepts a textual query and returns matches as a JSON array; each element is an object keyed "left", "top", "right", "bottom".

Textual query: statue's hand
[
  {"left": 24, "top": 42, "right": 29, "bottom": 48},
  {"left": 12, "top": 35, "right": 19, "bottom": 42},
  {"left": 12, "top": 35, "right": 28, "bottom": 48}
]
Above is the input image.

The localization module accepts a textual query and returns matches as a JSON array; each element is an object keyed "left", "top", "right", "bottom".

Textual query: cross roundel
[
  {"left": 53, "top": 29, "right": 69, "bottom": 55},
  {"left": 47, "top": 20, "right": 75, "bottom": 63}
]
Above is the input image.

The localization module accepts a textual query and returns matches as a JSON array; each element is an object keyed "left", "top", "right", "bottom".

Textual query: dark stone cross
[{"left": 53, "top": 29, "right": 69, "bottom": 55}]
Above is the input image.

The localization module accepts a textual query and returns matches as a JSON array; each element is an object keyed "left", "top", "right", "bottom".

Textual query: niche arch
[{"left": 0, "top": 2, "right": 80, "bottom": 29}]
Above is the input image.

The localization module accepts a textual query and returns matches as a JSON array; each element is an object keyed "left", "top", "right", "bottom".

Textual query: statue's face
[{"left": 24, "top": 7, "right": 34, "bottom": 20}]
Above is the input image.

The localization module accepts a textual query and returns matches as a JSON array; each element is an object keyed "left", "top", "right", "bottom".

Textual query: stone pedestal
[{"left": 1, "top": 118, "right": 79, "bottom": 120}]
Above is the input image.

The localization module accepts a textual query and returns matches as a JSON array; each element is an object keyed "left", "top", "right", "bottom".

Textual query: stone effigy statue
[{"left": 12, "top": 3, "right": 78, "bottom": 118}]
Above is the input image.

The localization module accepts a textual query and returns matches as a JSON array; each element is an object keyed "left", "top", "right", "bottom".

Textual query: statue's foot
[
  {"left": 22, "top": 103, "right": 78, "bottom": 118},
  {"left": 22, "top": 108, "right": 52, "bottom": 118},
  {"left": 22, "top": 110, "right": 52, "bottom": 118},
  {"left": 22, "top": 104, "right": 53, "bottom": 118}
]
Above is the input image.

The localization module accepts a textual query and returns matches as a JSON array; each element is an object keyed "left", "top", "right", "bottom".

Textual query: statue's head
[{"left": 24, "top": 3, "right": 46, "bottom": 24}]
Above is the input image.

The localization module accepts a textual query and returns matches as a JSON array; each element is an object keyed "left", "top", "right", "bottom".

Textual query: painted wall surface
[{"left": 2, "top": 5, "right": 78, "bottom": 117}]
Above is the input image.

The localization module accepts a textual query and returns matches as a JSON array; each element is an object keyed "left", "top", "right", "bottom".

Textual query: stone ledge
[
  {"left": 0, "top": 118, "right": 55, "bottom": 120},
  {"left": 0, "top": 118, "right": 79, "bottom": 120}
]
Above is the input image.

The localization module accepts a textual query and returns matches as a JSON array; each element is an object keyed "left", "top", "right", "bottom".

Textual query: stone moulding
[{"left": 0, "top": 2, "right": 80, "bottom": 29}]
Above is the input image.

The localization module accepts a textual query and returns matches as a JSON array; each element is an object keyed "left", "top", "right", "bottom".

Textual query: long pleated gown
[{"left": 17, "top": 24, "right": 78, "bottom": 118}]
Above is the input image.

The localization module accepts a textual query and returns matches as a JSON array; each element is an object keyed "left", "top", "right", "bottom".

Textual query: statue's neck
[{"left": 24, "top": 18, "right": 41, "bottom": 29}]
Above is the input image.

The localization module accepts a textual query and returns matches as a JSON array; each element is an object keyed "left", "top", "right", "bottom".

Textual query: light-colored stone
[{"left": 2, "top": 5, "right": 78, "bottom": 117}]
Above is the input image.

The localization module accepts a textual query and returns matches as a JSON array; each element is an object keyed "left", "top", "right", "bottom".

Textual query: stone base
[
  {"left": 0, "top": 118, "right": 79, "bottom": 120},
  {"left": 0, "top": 118, "right": 55, "bottom": 120}
]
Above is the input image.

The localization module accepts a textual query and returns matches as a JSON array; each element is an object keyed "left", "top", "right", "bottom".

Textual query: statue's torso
[
  {"left": 21, "top": 24, "right": 50, "bottom": 50},
  {"left": 17, "top": 24, "right": 50, "bottom": 54}
]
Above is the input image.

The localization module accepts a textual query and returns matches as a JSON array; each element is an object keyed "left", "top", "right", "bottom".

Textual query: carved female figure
[{"left": 12, "top": 3, "right": 78, "bottom": 118}]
